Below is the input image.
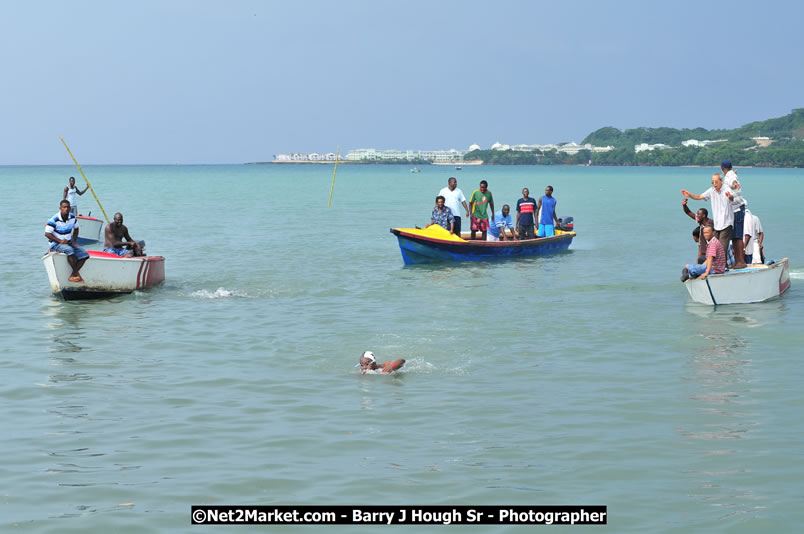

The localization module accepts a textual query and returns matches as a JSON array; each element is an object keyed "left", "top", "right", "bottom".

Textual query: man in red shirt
[{"left": 681, "top": 224, "right": 726, "bottom": 281}]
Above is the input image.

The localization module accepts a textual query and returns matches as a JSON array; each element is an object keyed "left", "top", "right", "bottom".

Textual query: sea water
[{"left": 2, "top": 164, "right": 803, "bottom": 532}]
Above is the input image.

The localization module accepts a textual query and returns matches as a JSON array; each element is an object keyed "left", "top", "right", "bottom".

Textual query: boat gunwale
[
  {"left": 390, "top": 228, "right": 576, "bottom": 248},
  {"left": 683, "top": 257, "right": 788, "bottom": 283}
]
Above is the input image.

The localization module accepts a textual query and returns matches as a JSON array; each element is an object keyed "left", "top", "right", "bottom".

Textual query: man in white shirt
[
  {"left": 681, "top": 173, "right": 735, "bottom": 255},
  {"left": 721, "top": 160, "right": 748, "bottom": 268},
  {"left": 743, "top": 209, "right": 764, "bottom": 264},
  {"left": 438, "top": 177, "right": 470, "bottom": 237}
]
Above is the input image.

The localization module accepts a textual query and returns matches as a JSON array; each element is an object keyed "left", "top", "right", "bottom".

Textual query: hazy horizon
[{"left": 3, "top": 0, "right": 803, "bottom": 165}]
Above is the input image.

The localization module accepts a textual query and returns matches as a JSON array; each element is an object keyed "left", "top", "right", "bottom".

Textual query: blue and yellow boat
[{"left": 390, "top": 224, "right": 575, "bottom": 265}]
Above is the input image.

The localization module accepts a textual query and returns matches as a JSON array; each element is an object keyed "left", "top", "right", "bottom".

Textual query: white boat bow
[
  {"left": 683, "top": 258, "right": 791, "bottom": 305},
  {"left": 43, "top": 249, "right": 165, "bottom": 300}
]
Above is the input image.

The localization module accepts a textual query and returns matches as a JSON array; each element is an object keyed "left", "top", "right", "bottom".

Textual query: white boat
[
  {"left": 75, "top": 215, "right": 104, "bottom": 246},
  {"left": 683, "top": 258, "right": 791, "bottom": 305},
  {"left": 43, "top": 250, "right": 165, "bottom": 300}
]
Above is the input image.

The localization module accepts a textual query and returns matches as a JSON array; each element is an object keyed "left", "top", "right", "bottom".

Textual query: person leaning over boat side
[
  {"left": 63, "top": 176, "right": 89, "bottom": 216},
  {"left": 438, "top": 177, "right": 470, "bottom": 236},
  {"left": 743, "top": 208, "right": 764, "bottom": 264},
  {"left": 682, "top": 198, "right": 713, "bottom": 264},
  {"left": 721, "top": 160, "right": 748, "bottom": 269},
  {"left": 681, "top": 224, "right": 726, "bottom": 281},
  {"left": 359, "top": 351, "right": 405, "bottom": 374},
  {"left": 46, "top": 199, "right": 89, "bottom": 283},
  {"left": 104, "top": 212, "right": 143, "bottom": 257},
  {"left": 681, "top": 173, "right": 734, "bottom": 257},
  {"left": 516, "top": 188, "right": 537, "bottom": 239},
  {"left": 487, "top": 204, "right": 517, "bottom": 242},
  {"left": 469, "top": 180, "right": 494, "bottom": 240},
  {"left": 536, "top": 185, "right": 559, "bottom": 237},
  {"left": 425, "top": 195, "right": 455, "bottom": 234}
]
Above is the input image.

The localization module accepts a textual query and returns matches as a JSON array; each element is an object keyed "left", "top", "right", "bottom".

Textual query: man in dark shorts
[
  {"left": 469, "top": 180, "right": 494, "bottom": 240},
  {"left": 721, "top": 159, "right": 748, "bottom": 269},
  {"left": 104, "top": 212, "right": 143, "bottom": 257},
  {"left": 516, "top": 187, "right": 537, "bottom": 239}
]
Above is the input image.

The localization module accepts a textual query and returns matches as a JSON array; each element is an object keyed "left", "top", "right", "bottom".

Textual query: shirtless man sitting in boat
[
  {"left": 359, "top": 351, "right": 405, "bottom": 374},
  {"left": 104, "top": 212, "right": 143, "bottom": 257}
]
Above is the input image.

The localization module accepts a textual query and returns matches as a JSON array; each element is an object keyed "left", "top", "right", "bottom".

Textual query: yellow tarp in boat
[{"left": 395, "top": 225, "right": 466, "bottom": 242}]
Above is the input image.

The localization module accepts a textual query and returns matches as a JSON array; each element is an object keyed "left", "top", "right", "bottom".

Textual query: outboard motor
[
  {"left": 557, "top": 216, "right": 574, "bottom": 231},
  {"left": 136, "top": 240, "right": 146, "bottom": 255}
]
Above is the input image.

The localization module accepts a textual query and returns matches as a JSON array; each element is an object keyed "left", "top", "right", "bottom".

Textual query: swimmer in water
[{"left": 359, "top": 351, "right": 405, "bottom": 374}]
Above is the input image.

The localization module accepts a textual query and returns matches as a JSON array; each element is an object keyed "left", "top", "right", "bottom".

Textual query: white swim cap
[{"left": 361, "top": 351, "right": 376, "bottom": 363}]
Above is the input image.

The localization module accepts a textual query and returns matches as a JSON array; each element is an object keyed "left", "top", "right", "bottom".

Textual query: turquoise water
[{"left": 2, "top": 164, "right": 803, "bottom": 532}]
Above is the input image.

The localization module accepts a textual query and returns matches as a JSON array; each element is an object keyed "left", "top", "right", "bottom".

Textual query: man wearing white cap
[
  {"left": 359, "top": 351, "right": 405, "bottom": 374},
  {"left": 721, "top": 160, "right": 747, "bottom": 268}
]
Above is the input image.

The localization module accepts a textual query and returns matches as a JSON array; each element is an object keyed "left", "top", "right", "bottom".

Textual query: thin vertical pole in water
[
  {"left": 328, "top": 146, "right": 340, "bottom": 207},
  {"left": 59, "top": 136, "right": 111, "bottom": 223}
]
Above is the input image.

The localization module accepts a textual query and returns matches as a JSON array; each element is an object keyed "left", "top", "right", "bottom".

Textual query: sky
[{"left": 2, "top": 0, "right": 803, "bottom": 164}]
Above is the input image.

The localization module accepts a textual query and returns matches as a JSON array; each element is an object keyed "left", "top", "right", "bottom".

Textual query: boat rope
[{"left": 705, "top": 278, "right": 717, "bottom": 306}]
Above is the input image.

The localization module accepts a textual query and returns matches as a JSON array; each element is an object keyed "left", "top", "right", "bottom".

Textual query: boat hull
[
  {"left": 75, "top": 215, "right": 104, "bottom": 246},
  {"left": 683, "top": 258, "right": 791, "bottom": 305},
  {"left": 391, "top": 227, "right": 575, "bottom": 265},
  {"left": 43, "top": 250, "right": 165, "bottom": 300}
]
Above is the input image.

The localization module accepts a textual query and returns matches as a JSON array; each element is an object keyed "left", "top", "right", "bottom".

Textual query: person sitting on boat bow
[
  {"left": 46, "top": 199, "right": 89, "bottom": 283},
  {"left": 359, "top": 351, "right": 405, "bottom": 374},
  {"left": 681, "top": 224, "right": 726, "bottom": 282},
  {"left": 104, "top": 212, "right": 143, "bottom": 257},
  {"left": 426, "top": 195, "right": 455, "bottom": 234}
]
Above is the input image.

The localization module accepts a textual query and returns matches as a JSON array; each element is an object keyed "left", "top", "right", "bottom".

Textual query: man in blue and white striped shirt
[{"left": 45, "top": 200, "right": 89, "bottom": 282}]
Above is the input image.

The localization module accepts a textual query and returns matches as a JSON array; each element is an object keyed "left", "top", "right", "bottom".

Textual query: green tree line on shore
[{"left": 465, "top": 108, "right": 804, "bottom": 167}]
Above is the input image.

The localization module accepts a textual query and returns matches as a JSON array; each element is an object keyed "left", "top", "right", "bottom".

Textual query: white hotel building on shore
[{"left": 273, "top": 142, "right": 618, "bottom": 162}]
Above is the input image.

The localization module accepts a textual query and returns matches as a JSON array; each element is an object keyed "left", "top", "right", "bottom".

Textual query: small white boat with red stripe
[
  {"left": 43, "top": 249, "right": 165, "bottom": 300},
  {"left": 683, "top": 258, "right": 791, "bottom": 305}
]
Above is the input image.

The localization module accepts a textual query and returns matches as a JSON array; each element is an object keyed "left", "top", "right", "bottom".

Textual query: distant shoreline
[
  {"left": 245, "top": 161, "right": 785, "bottom": 168},
  {"left": 251, "top": 160, "right": 484, "bottom": 165}
]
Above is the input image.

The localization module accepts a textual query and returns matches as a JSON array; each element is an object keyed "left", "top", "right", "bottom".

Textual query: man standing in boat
[
  {"left": 516, "top": 187, "right": 538, "bottom": 239},
  {"left": 681, "top": 224, "right": 726, "bottom": 281},
  {"left": 536, "top": 186, "right": 559, "bottom": 237},
  {"left": 682, "top": 199, "right": 712, "bottom": 264},
  {"left": 681, "top": 173, "right": 734, "bottom": 256},
  {"left": 63, "top": 176, "right": 89, "bottom": 216},
  {"left": 45, "top": 199, "right": 89, "bottom": 283},
  {"left": 721, "top": 160, "right": 748, "bottom": 269},
  {"left": 426, "top": 195, "right": 455, "bottom": 234},
  {"left": 743, "top": 208, "right": 764, "bottom": 265},
  {"left": 469, "top": 180, "right": 494, "bottom": 240},
  {"left": 438, "top": 177, "right": 470, "bottom": 237},
  {"left": 104, "top": 212, "right": 144, "bottom": 257}
]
